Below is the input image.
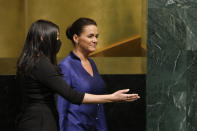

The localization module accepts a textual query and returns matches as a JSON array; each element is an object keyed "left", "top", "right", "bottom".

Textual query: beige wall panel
[
  {"left": 91, "top": 57, "right": 146, "bottom": 74},
  {"left": 0, "top": 57, "right": 146, "bottom": 75},
  {"left": 0, "top": 0, "right": 146, "bottom": 74},
  {"left": 141, "top": 0, "right": 147, "bottom": 46},
  {"left": 0, "top": 0, "right": 25, "bottom": 57},
  {"left": 26, "top": 0, "right": 142, "bottom": 57}
]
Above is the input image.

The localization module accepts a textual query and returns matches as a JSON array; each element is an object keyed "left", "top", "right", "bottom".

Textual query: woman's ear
[{"left": 73, "top": 34, "right": 78, "bottom": 44}]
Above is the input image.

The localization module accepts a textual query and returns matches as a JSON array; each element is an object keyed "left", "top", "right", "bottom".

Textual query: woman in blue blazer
[{"left": 57, "top": 18, "right": 139, "bottom": 131}]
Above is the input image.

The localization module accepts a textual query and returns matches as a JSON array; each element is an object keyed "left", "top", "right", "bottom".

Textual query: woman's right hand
[{"left": 111, "top": 89, "right": 140, "bottom": 102}]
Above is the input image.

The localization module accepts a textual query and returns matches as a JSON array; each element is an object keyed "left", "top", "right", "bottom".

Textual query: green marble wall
[{"left": 147, "top": 0, "right": 197, "bottom": 131}]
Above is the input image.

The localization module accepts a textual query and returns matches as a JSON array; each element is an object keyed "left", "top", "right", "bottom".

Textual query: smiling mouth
[{"left": 90, "top": 43, "right": 97, "bottom": 47}]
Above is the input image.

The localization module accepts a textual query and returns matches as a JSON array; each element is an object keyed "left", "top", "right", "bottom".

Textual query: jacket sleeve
[
  {"left": 57, "top": 62, "right": 72, "bottom": 131},
  {"left": 32, "top": 57, "right": 84, "bottom": 105}
]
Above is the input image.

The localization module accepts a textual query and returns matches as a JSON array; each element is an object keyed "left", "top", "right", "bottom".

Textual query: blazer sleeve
[
  {"left": 32, "top": 57, "right": 84, "bottom": 105},
  {"left": 57, "top": 62, "right": 72, "bottom": 131}
]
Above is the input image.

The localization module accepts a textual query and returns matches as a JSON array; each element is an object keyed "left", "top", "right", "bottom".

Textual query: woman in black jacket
[{"left": 16, "top": 19, "right": 140, "bottom": 131}]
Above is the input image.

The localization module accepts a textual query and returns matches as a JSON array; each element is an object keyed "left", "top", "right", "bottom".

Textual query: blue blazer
[{"left": 57, "top": 52, "right": 108, "bottom": 131}]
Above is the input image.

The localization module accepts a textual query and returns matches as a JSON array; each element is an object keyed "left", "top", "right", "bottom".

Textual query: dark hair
[
  {"left": 66, "top": 17, "right": 97, "bottom": 44},
  {"left": 17, "top": 19, "right": 61, "bottom": 76}
]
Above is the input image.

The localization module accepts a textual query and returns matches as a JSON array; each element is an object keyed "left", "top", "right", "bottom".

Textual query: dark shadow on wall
[
  {"left": 0, "top": 76, "right": 20, "bottom": 131},
  {"left": 102, "top": 75, "right": 146, "bottom": 131}
]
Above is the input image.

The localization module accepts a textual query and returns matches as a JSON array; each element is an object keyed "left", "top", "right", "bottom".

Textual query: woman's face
[{"left": 74, "top": 25, "right": 98, "bottom": 53}]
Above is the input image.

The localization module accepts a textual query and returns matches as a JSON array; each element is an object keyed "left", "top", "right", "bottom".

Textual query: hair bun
[{"left": 66, "top": 26, "right": 73, "bottom": 40}]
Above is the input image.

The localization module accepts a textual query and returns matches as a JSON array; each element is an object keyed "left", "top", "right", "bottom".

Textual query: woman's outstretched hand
[
  {"left": 82, "top": 89, "right": 140, "bottom": 104},
  {"left": 111, "top": 89, "right": 140, "bottom": 102}
]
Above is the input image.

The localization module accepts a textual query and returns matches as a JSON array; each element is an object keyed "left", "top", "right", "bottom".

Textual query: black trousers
[{"left": 17, "top": 103, "right": 59, "bottom": 131}]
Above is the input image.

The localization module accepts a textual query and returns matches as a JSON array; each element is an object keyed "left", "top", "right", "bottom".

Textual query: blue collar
[
  {"left": 70, "top": 51, "right": 92, "bottom": 63},
  {"left": 70, "top": 51, "right": 81, "bottom": 61}
]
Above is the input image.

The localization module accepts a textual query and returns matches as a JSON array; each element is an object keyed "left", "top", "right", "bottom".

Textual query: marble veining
[
  {"left": 149, "top": 0, "right": 197, "bottom": 8},
  {"left": 147, "top": 0, "right": 197, "bottom": 130}
]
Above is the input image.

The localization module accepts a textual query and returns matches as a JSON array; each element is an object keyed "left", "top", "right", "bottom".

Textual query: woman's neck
[{"left": 73, "top": 49, "right": 89, "bottom": 61}]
